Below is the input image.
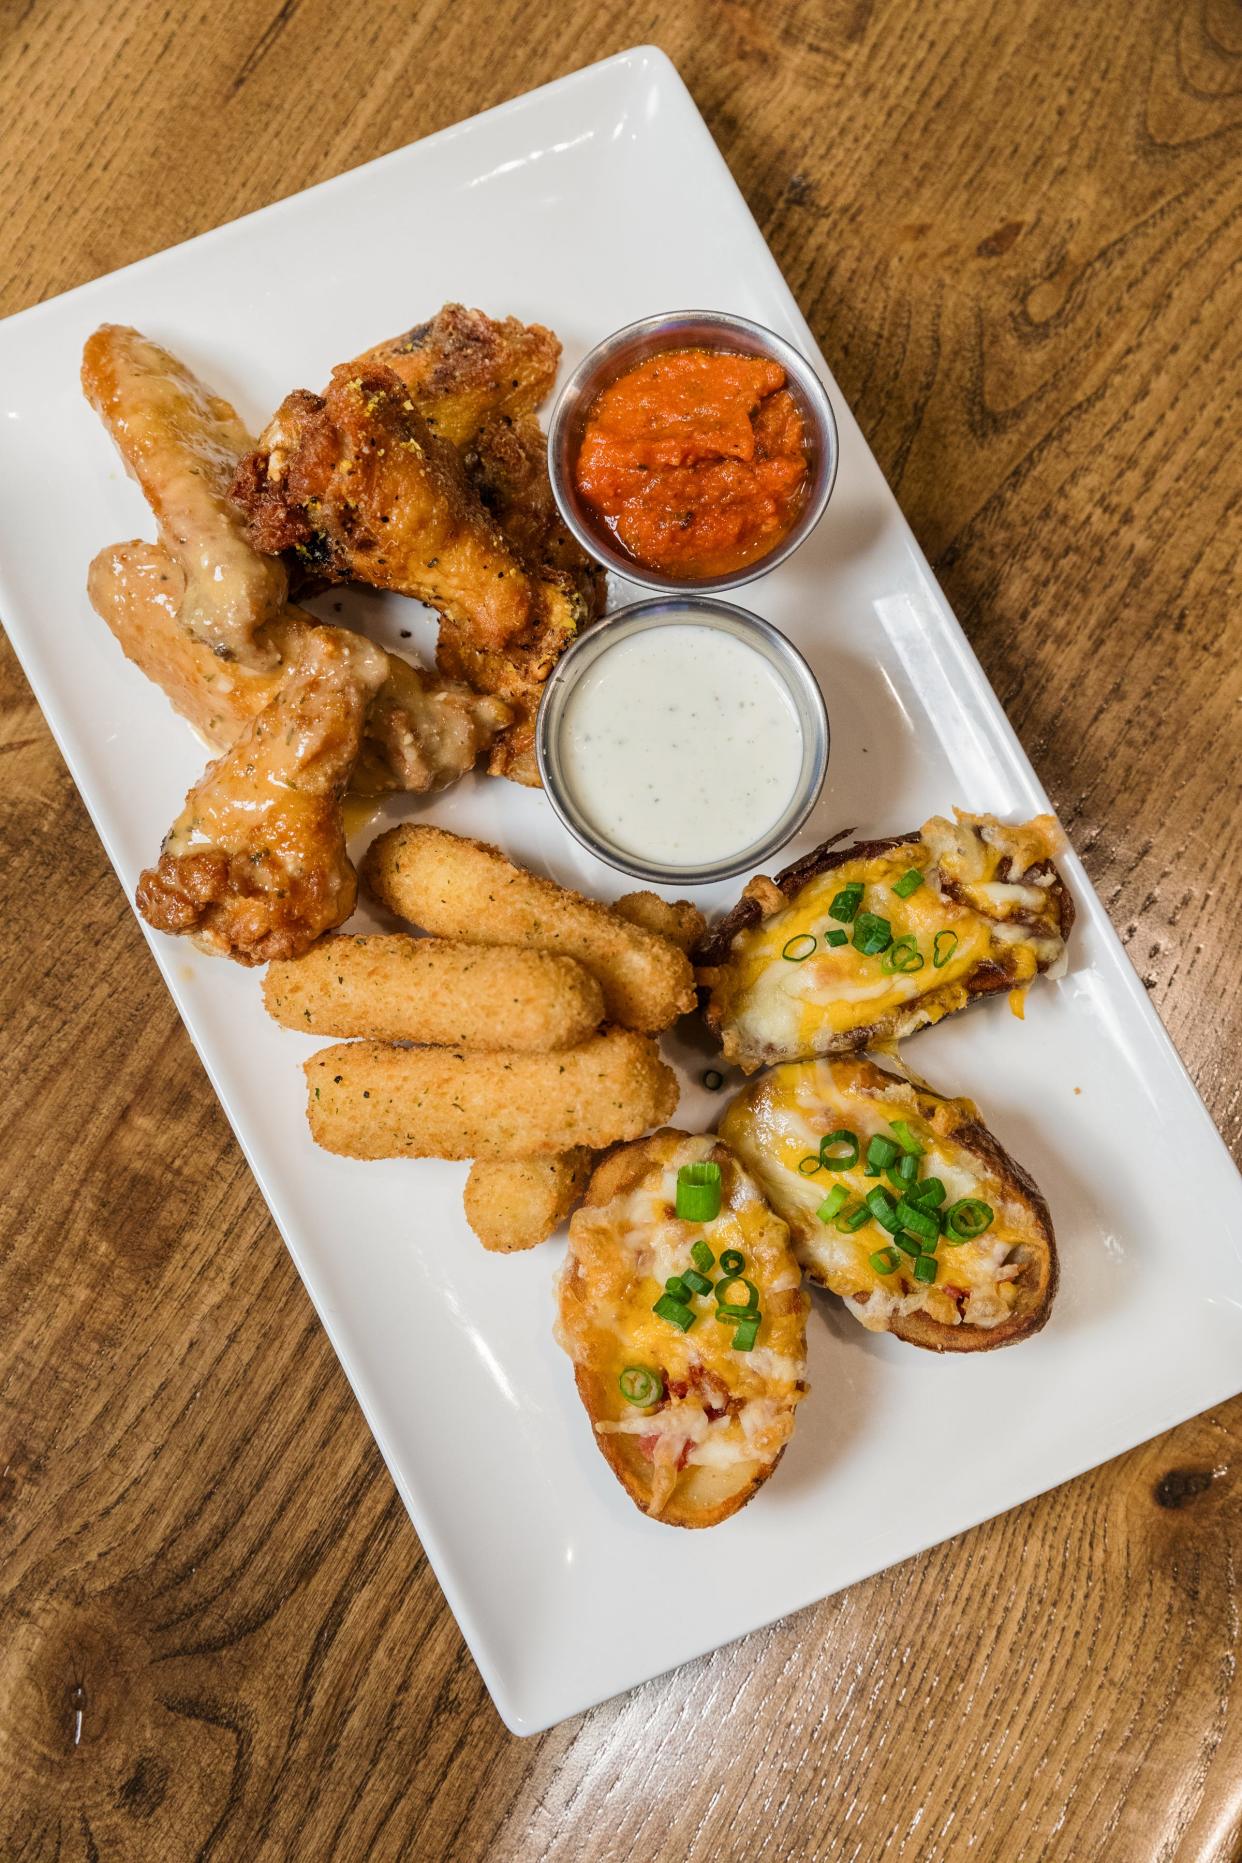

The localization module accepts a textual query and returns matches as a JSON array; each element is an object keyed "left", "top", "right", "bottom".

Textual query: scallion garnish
[
  {"left": 933, "top": 929, "right": 959, "bottom": 969},
  {"left": 892, "top": 870, "right": 925, "bottom": 899},
  {"left": 731, "top": 1317, "right": 760, "bottom": 1352},
  {"left": 946, "top": 1197, "right": 994, "bottom": 1240},
  {"left": 852, "top": 911, "right": 893, "bottom": 955},
  {"left": 703, "top": 1069, "right": 725, "bottom": 1092},
  {"left": 895, "top": 1199, "right": 940, "bottom": 1245},
  {"left": 676, "top": 1160, "right": 722, "bottom": 1222},
  {"left": 619, "top": 1365, "right": 663, "bottom": 1406},
  {"left": 888, "top": 1119, "right": 925, "bottom": 1157},
  {"left": 828, "top": 883, "right": 864, "bottom": 923},
  {"left": 913, "top": 1253, "right": 939, "bottom": 1284},
  {"left": 719, "top": 1248, "right": 745, "bottom": 1276},
  {"left": 716, "top": 1275, "right": 760, "bottom": 1316},
  {"left": 653, "top": 1293, "right": 696, "bottom": 1331},
  {"left": 691, "top": 1239, "right": 715, "bottom": 1272},
  {"left": 817, "top": 1185, "right": 849, "bottom": 1223},
  {"left": 881, "top": 935, "right": 924, "bottom": 975},
  {"left": 866, "top": 1134, "right": 900, "bottom": 1172},
  {"left": 797, "top": 1155, "right": 822, "bottom": 1176},
  {"left": 782, "top": 933, "right": 817, "bottom": 962},
  {"left": 869, "top": 1247, "right": 900, "bottom": 1275},
  {"left": 682, "top": 1268, "right": 714, "bottom": 1297},
  {"left": 909, "top": 1176, "right": 946, "bottom": 1208},
  {"left": 834, "top": 1202, "right": 872, "bottom": 1232},
  {"left": 824, "top": 928, "right": 848, "bottom": 947},
  {"left": 820, "top": 1128, "right": 860, "bottom": 1169},
  {"left": 665, "top": 1275, "right": 692, "bottom": 1301},
  {"left": 893, "top": 1231, "right": 922, "bottom": 1259},
  {"left": 865, "top": 1187, "right": 902, "bottom": 1233}
]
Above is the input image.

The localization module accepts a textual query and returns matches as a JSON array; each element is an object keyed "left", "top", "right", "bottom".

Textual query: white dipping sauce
[{"left": 558, "top": 623, "right": 804, "bottom": 864}]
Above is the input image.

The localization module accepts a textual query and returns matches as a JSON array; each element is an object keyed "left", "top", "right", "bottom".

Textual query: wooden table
[{"left": 2, "top": 4, "right": 1239, "bottom": 1857}]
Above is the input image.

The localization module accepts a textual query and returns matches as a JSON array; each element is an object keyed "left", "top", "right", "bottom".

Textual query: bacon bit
[
  {"left": 639, "top": 1434, "right": 659, "bottom": 1460},
  {"left": 943, "top": 1285, "right": 968, "bottom": 1306}
]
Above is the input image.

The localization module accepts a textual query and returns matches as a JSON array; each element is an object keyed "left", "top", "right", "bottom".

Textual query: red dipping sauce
[{"left": 573, "top": 348, "right": 810, "bottom": 580}]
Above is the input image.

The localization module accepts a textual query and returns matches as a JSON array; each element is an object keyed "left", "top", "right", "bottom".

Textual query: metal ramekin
[
  {"left": 535, "top": 597, "right": 830, "bottom": 886},
  {"left": 546, "top": 310, "right": 839, "bottom": 595}
]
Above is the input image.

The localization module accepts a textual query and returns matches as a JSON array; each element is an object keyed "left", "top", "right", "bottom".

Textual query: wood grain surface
[{"left": 2, "top": 2, "right": 1240, "bottom": 1857}]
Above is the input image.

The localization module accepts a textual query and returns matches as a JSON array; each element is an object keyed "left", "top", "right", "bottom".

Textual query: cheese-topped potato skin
[
  {"left": 697, "top": 812, "right": 1073, "bottom": 1071},
  {"left": 719, "top": 1057, "right": 1057, "bottom": 1350},
  {"left": 557, "top": 1132, "right": 809, "bottom": 1527}
]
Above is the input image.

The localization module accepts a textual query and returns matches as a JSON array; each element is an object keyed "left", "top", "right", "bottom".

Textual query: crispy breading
[
  {"left": 263, "top": 934, "right": 604, "bottom": 1050},
  {"left": 137, "top": 629, "right": 387, "bottom": 963},
  {"left": 613, "top": 891, "right": 707, "bottom": 955},
  {"left": 304, "top": 1029, "right": 678, "bottom": 1161},
  {"left": 82, "top": 325, "right": 288, "bottom": 668},
  {"left": 463, "top": 1149, "right": 594, "bottom": 1252},
  {"left": 362, "top": 825, "right": 697, "bottom": 1033},
  {"left": 353, "top": 304, "right": 560, "bottom": 448}
]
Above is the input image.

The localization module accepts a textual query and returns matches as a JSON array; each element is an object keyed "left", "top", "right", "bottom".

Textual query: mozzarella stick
[
  {"left": 362, "top": 825, "right": 695, "bottom": 1032},
  {"left": 263, "top": 933, "right": 603, "bottom": 1050},
  {"left": 463, "top": 1149, "right": 594, "bottom": 1252},
  {"left": 613, "top": 891, "right": 706, "bottom": 955},
  {"left": 305, "top": 1028, "right": 678, "bottom": 1160}
]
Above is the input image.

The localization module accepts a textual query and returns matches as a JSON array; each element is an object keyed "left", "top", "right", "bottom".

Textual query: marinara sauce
[{"left": 573, "top": 347, "right": 809, "bottom": 579}]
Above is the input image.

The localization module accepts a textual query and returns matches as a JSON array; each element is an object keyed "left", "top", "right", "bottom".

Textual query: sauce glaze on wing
[
  {"left": 698, "top": 812, "right": 1073, "bottom": 1070},
  {"left": 557, "top": 1132, "right": 809, "bottom": 1526},
  {"left": 719, "top": 1056, "right": 1057, "bottom": 1349}
]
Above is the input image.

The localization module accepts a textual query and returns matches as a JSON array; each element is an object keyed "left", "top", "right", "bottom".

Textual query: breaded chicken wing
[
  {"left": 353, "top": 303, "right": 560, "bottom": 448},
  {"left": 82, "top": 325, "right": 289, "bottom": 669},
  {"left": 136, "top": 628, "right": 388, "bottom": 964}
]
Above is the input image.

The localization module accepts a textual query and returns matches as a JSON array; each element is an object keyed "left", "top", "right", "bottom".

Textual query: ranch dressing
[{"left": 558, "top": 623, "right": 804, "bottom": 864}]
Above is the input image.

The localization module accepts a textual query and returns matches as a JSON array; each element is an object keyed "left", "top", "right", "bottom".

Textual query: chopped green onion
[
  {"left": 691, "top": 1239, "right": 715, "bottom": 1272},
  {"left": 893, "top": 1231, "right": 922, "bottom": 1259},
  {"left": 820, "top": 1128, "right": 860, "bottom": 1169},
  {"left": 782, "top": 933, "right": 817, "bottom": 962},
  {"left": 888, "top": 1119, "right": 925, "bottom": 1157},
  {"left": 719, "top": 1249, "right": 745, "bottom": 1276},
  {"left": 866, "top": 1134, "right": 900, "bottom": 1172},
  {"left": 869, "top": 1247, "right": 900, "bottom": 1275},
  {"left": 653, "top": 1294, "right": 696, "bottom": 1331},
  {"left": 865, "top": 1187, "right": 902, "bottom": 1233},
  {"left": 676, "top": 1160, "right": 722, "bottom": 1222},
  {"left": 798, "top": 1155, "right": 822, "bottom": 1176},
  {"left": 946, "top": 1197, "right": 995, "bottom": 1240},
  {"left": 834, "top": 1202, "right": 872, "bottom": 1232},
  {"left": 894, "top": 1152, "right": 919, "bottom": 1185},
  {"left": 665, "top": 1275, "right": 692, "bottom": 1301},
  {"left": 933, "top": 929, "right": 959, "bottom": 969},
  {"left": 703, "top": 1069, "right": 724, "bottom": 1092},
  {"left": 892, "top": 869, "right": 925, "bottom": 899},
  {"left": 619, "top": 1365, "right": 663, "bottom": 1406},
  {"left": 895, "top": 1199, "right": 940, "bottom": 1244},
  {"left": 817, "top": 1186, "right": 849, "bottom": 1223},
  {"left": 682, "top": 1268, "right": 714, "bottom": 1298},
  {"left": 852, "top": 912, "right": 893, "bottom": 955},
  {"left": 881, "top": 935, "right": 925, "bottom": 975},
  {"left": 909, "top": 1176, "right": 946, "bottom": 1208},
  {"left": 716, "top": 1275, "right": 760, "bottom": 1316},
  {"left": 913, "top": 1253, "right": 939, "bottom": 1284},
  {"left": 824, "top": 928, "right": 848, "bottom": 948},
  {"left": 731, "top": 1317, "right": 760, "bottom": 1352},
  {"left": 828, "top": 883, "right": 864, "bottom": 923}
]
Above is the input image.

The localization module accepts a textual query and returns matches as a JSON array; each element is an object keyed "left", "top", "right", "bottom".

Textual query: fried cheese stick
[
  {"left": 264, "top": 934, "right": 604, "bottom": 1050},
  {"left": 463, "top": 1149, "right": 595, "bottom": 1252},
  {"left": 614, "top": 891, "right": 707, "bottom": 955},
  {"left": 362, "top": 826, "right": 696, "bottom": 1033},
  {"left": 305, "top": 1029, "right": 678, "bottom": 1161}
]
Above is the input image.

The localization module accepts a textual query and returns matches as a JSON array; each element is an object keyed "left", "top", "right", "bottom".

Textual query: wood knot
[
  {"left": 1154, "top": 1467, "right": 1214, "bottom": 1509},
  {"left": 976, "top": 219, "right": 1025, "bottom": 259}
]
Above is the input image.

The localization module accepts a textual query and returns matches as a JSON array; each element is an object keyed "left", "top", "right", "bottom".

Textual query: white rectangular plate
[{"left": 2, "top": 47, "right": 1240, "bottom": 1735}]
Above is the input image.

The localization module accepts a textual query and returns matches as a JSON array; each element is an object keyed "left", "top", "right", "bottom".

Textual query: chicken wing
[
  {"left": 352, "top": 303, "right": 560, "bottom": 448},
  {"left": 82, "top": 325, "right": 288, "bottom": 669},
  {"left": 88, "top": 537, "right": 507, "bottom": 792},
  {"left": 136, "top": 628, "right": 388, "bottom": 964}
]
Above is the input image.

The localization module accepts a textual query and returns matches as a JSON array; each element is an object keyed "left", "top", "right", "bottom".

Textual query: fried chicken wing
[
  {"left": 82, "top": 325, "right": 288, "bottom": 669},
  {"left": 136, "top": 629, "right": 388, "bottom": 964},
  {"left": 353, "top": 303, "right": 560, "bottom": 448}
]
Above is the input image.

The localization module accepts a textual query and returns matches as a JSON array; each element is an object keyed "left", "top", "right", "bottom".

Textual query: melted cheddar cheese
[
  {"left": 707, "top": 812, "right": 1067, "bottom": 1070},
  {"left": 556, "top": 1134, "right": 808, "bottom": 1517},
  {"left": 719, "top": 1058, "right": 1047, "bottom": 1334}
]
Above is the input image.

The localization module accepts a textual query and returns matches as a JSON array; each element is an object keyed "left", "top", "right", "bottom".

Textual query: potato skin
[
  {"left": 305, "top": 1028, "right": 678, "bottom": 1160},
  {"left": 559, "top": 1132, "right": 809, "bottom": 1528},
  {"left": 463, "top": 1150, "right": 594, "bottom": 1251},
  {"left": 264, "top": 932, "right": 603, "bottom": 1050},
  {"left": 363, "top": 824, "right": 695, "bottom": 1032}
]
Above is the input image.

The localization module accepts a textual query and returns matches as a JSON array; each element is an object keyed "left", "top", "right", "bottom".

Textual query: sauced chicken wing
[
  {"left": 136, "top": 629, "right": 388, "bottom": 964},
  {"left": 81, "top": 326, "right": 288, "bottom": 669},
  {"left": 352, "top": 303, "right": 560, "bottom": 448}
]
